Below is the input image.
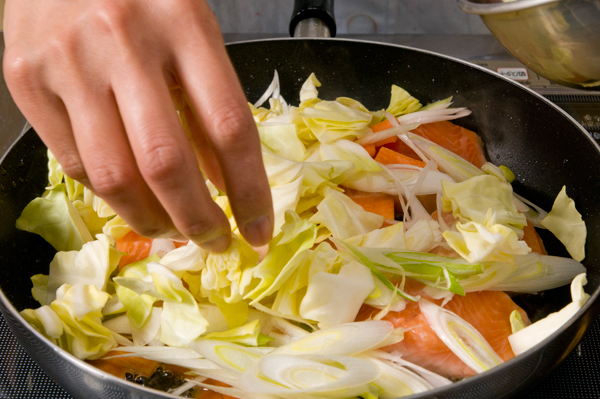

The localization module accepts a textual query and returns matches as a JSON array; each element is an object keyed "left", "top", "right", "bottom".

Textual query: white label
[{"left": 496, "top": 67, "right": 529, "bottom": 81}]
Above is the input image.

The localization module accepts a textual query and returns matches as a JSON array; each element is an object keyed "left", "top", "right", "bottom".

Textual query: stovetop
[{"left": 1, "top": 34, "right": 600, "bottom": 399}]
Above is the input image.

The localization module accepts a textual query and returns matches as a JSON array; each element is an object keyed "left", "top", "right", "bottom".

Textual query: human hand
[{"left": 3, "top": 0, "right": 274, "bottom": 252}]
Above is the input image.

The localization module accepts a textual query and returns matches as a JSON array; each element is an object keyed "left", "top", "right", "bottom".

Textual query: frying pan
[{"left": 1, "top": 1, "right": 600, "bottom": 398}]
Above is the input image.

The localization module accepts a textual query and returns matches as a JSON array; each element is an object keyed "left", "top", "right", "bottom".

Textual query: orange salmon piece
[
  {"left": 116, "top": 231, "right": 188, "bottom": 270},
  {"left": 382, "top": 138, "right": 420, "bottom": 160},
  {"left": 368, "top": 119, "right": 486, "bottom": 167},
  {"left": 358, "top": 279, "right": 530, "bottom": 379},
  {"left": 374, "top": 147, "right": 426, "bottom": 168},
  {"left": 384, "top": 301, "right": 476, "bottom": 378},
  {"left": 89, "top": 351, "right": 160, "bottom": 378},
  {"left": 369, "top": 119, "right": 419, "bottom": 158},
  {"left": 362, "top": 143, "right": 377, "bottom": 157},
  {"left": 371, "top": 119, "right": 394, "bottom": 133},
  {"left": 351, "top": 195, "right": 395, "bottom": 220},
  {"left": 116, "top": 230, "right": 153, "bottom": 270},
  {"left": 410, "top": 121, "right": 486, "bottom": 168},
  {"left": 522, "top": 220, "right": 547, "bottom": 255}
]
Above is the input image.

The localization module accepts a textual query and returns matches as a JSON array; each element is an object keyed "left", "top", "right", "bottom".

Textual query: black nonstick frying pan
[{"left": 1, "top": 1, "right": 600, "bottom": 398}]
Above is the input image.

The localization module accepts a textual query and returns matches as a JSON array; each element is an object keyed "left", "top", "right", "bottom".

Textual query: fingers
[
  {"left": 2, "top": 49, "right": 95, "bottom": 188},
  {"left": 173, "top": 11, "right": 274, "bottom": 247},
  {"left": 61, "top": 85, "right": 182, "bottom": 240},
  {"left": 5, "top": 71, "right": 175, "bottom": 243},
  {"left": 112, "top": 61, "right": 232, "bottom": 252},
  {"left": 4, "top": 0, "right": 272, "bottom": 252},
  {"left": 178, "top": 100, "right": 226, "bottom": 192}
]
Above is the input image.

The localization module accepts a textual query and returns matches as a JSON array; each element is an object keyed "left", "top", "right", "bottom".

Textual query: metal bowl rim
[{"left": 457, "top": 0, "right": 562, "bottom": 15}]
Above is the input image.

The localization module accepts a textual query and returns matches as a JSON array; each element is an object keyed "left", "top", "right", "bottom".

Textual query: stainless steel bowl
[{"left": 458, "top": 0, "right": 600, "bottom": 90}]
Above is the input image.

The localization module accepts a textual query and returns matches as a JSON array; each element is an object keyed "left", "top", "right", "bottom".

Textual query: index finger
[
  {"left": 173, "top": 13, "right": 274, "bottom": 247},
  {"left": 111, "top": 60, "right": 233, "bottom": 252}
]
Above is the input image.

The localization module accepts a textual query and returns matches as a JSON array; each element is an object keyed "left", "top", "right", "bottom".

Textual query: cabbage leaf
[
  {"left": 114, "top": 260, "right": 209, "bottom": 346},
  {"left": 299, "top": 73, "right": 321, "bottom": 104},
  {"left": 22, "top": 283, "right": 116, "bottom": 360},
  {"left": 541, "top": 186, "right": 586, "bottom": 261},
  {"left": 300, "top": 100, "right": 373, "bottom": 143},
  {"left": 509, "top": 273, "right": 589, "bottom": 356},
  {"left": 258, "top": 124, "right": 306, "bottom": 162},
  {"left": 310, "top": 187, "right": 384, "bottom": 240},
  {"left": 16, "top": 185, "right": 93, "bottom": 252},
  {"left": 386, "top": 85, "right": 422, "bottom": 117},
  {"left": 299, "top": 260, "right": 375, "bottom": 325},
  {"left": 443, "top": 211, "right": 531, "bottom": 264},
  {"left": 245, "top": 212, "right": 317, "bottom": 303},
  {"left": 46, "top": 234, "right": 122, "bottom": 303},
  {"left": 442, "top": 175, "right": 526, "bottom": 234},
  {"left": 199, "top": 235, "right": 259, "bottom": 304},
  {"left": 204, "top": 319, "right": 272, "bottom": 347},
  {"left": 320, "top": 139, "right": 382, "bottom": 173}
]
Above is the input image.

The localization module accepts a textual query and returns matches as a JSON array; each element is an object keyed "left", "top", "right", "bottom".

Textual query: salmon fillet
[
  {"left": 357, "top": 279, "right": 530, "bottom": 379},
  {"left": 411, "top": 121, "right": 487, "bottom": 168}
]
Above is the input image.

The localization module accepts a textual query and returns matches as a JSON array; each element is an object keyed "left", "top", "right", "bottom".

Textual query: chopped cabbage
[
  {"left": 309, "top": 187, "right": 384, "bottom": 240},
  {"left": 299, "top": 73, "right": 321, "bottom": 103},
  {"left": 258, "top": 123, "right": 306, "bottom": 162},
  {"left": 386, "top": 85, "right": 422, "bottom": 117},
  {"left": 203, "top": 319, "right": 272, "bottom": 347},
  {"left": 443, "top": 211, "right": 531, "bottom": 264},
  {"left": 45, "top": 234, "right": 122, "bottom": 303},
  {"left": 300, "top": 100, "right": 373, "bottom": 143},
  {"left": 541, "top": 186, "right": 586, "bottom": 261},
  {"left": 16, "top": 185, "right": 93, "bottom": 252},
  {"left": 22, "top": 283, "right": 116, "bottom": 360},
  {"left": 245, "top": 212, "right": 316, "bottom": 303},
  {"left": 114, "top": 261, "right": 209, "bottom": 346},
  {"left": 299, "top": 260, "right": 375, "bottom": 325},
  {"left": 442, "top": 175, "right": 527, "bottom": 234}
]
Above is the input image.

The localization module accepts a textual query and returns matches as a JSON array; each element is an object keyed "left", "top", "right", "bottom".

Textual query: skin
[{"left": 3, "top": 0, "right": 274, "bottom": 252}]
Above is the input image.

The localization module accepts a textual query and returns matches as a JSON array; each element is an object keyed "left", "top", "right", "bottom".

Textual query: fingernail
[
  {"left": 200, "top": 233, "right": 231, "bottom": 253},
  {"left": 242, "top": 215, "right": 273, "bottom": 247}
]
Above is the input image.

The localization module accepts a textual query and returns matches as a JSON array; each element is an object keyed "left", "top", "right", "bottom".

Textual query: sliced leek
[
  {"left": 419, "top": 299, "right": 504, "bottom": 373},
  {"left": 509, "top": 273, "right": 589, "bottom": 356},
  {"left": 238, "top": 354, "right": 380, "bottom": 397},
  {"left": 273, "top": 320, "right": 395, "bottom": 357}
]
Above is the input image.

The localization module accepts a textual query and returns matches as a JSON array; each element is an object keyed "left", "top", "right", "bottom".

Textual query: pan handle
[{"left": 289, "top": 0, "right": 336, "bottom": 38}]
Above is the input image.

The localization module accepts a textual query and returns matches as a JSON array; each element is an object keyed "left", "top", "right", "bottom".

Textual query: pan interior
[
  {"left": 2, "top": 39, "right": 599, "bottom": 320},
  {"left": 0, "top": 37, "right": 599, "bottom": 399}
]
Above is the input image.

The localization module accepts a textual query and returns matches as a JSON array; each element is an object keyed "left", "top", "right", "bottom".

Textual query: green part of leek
[{"left": 337, "top": 241, "right": 419, "bottom": 302}]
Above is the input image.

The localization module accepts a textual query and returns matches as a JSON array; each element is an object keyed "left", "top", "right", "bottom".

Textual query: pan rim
[
  {"left": 1, "top": 35, "right": 600, "bottom": 399},
  {"left": 0, "top": 121, "right": 30, "bottom": 166}
]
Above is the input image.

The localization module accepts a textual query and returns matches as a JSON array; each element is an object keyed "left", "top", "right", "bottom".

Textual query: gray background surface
[{"left": 206, "top": 0, "right": 490, "bottom": 35}]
